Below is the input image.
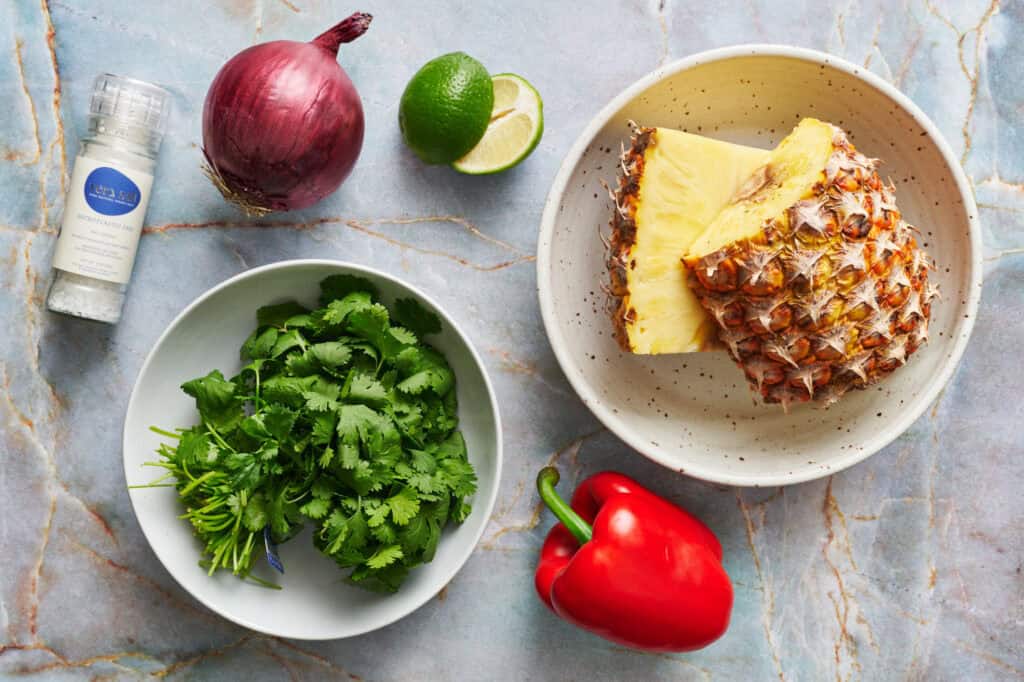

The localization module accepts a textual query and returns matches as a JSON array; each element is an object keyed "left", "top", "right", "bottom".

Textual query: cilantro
[
  {"left": 347, "top": 374, "right": 388, "bottom": 406},
  {"left": 299, "top": 496, "right": 331, "bottom": 520},
  {"left": 144, "top": 277, "right": 476, "bottom": 592},
  {"left": 393, "top": 297, "right": 442, "bottom": 337},
  {"left": 271, "top": 329, "right": 307, "bottom": 358},
  {"left": 320, "top": 274, "right": 379, "bottom": 305},
  {"left": 366, "top": 544, "right": 403, "bottom": 569},
  {"left": 310, "top": 342, "right": 352, "bottom": 368},
  {"left": 387, "top": 487, "right": 421, "bottom": 525},
  {"left": 242, "top": 327, "right": 278, "bottom": 360},
  {"left": 322, "top": 292, "right": 375, "bottom": 326},
  {"left": 256, "top": 301, "right": 310, "bottom": 329},
  {"left": 181, "top": 370, "right": 243, "bottom": 431},
  {"left": 303, "top": 379, "right": 341, "bottom": 412},
  {"left": 285, "top": 350, "right": 319, "bottom": 377}
]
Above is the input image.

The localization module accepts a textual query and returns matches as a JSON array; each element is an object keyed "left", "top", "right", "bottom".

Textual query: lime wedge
[{"left": 452, "top": 74, "right": 543, "bottom": 175}]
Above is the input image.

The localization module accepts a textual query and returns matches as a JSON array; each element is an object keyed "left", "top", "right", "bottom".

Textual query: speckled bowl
[{"left": 537, "top": 45, "right": 982, "bottom": 486}]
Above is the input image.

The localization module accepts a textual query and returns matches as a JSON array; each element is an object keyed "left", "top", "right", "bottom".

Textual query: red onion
[{"left": 202, "top": 13, "right": 371, "bottom": 215}]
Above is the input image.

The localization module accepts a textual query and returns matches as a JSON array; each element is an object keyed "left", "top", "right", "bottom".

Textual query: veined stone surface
[{"left": 0, "top": 1, "right": 1020, "bottom": 680}]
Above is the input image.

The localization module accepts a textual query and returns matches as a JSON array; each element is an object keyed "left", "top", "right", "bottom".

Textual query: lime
[
  {"left": 399, "top": 52, "right": 494, "bottom": 165},
  {"left": 452, "top": 74, "right": 543, "bottom": 175}
]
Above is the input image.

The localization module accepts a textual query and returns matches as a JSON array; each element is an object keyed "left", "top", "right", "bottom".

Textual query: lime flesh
[
  {"left": 399, "top": 52, "right": 494, "bottom": 165},
  {"left": 453, "top": 73, "right": 543, "bottom": 175}
]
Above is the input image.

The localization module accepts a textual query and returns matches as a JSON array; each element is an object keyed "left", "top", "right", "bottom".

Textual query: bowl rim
[
  {"left": 536, "top": 43, "right": 982, "bottom": 487},
  {"left": 123, "top": 258, "right": 504, "bottom": 639}
]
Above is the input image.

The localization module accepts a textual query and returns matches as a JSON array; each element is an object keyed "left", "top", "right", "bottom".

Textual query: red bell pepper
[{"left": 534, "top": 467, "right": 732, "bottom": 652}]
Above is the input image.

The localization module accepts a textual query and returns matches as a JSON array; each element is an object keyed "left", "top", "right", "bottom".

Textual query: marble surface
[{"left": 0, "top": 0, "right": 1020, "bottom": 679}]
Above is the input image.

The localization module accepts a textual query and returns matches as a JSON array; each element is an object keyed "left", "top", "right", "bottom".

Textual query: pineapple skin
[
  {"left": 683, "top": 124, "right": 937, "bottom": 408},
  {"left": 607, "top": 126, "right": 769, "bottom": 354},
  {"left": 608, "top": 126, "right": 653, "bottom": 351}
]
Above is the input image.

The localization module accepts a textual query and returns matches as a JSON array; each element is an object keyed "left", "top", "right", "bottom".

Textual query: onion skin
[{"left": 202, "top": 13, "right": 371, "bottom": 214}]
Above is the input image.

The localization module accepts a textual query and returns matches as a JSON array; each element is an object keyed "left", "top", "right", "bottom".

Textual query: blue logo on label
[{"left": 83, "top": 166, "right": 141, "bottom": 216}]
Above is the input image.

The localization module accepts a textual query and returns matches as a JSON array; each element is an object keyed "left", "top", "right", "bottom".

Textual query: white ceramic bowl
[
  {"left": 124, "top": 260, "right": 502, "bottom": 639},
  {"left": 538, "top": 45, "right": 981, "bottom": 487}
]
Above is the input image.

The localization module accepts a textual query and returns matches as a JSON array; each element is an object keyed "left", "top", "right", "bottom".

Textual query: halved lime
[
  {"left": 399, "top": 53, "right": 494, "bottom": 165},
  {"left": 452, "top": 74, "right": 543, "bottom": 175}
]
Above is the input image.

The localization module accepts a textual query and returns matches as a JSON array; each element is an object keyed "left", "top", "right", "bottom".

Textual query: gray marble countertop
[{"left": 1, "top": 1, "right": 1021, "bottom": 680}]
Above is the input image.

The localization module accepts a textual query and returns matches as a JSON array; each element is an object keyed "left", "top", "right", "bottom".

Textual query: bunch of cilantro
[{"left": 142, "top": 275, "right": 477, "bottom": 593}]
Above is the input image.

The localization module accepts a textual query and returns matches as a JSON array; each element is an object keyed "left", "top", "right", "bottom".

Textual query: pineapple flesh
[
  {"left": 608, "top": 127, "right": 769, "bottom": 354},
  {"left": 683, "top": 118, "right": 937, "bottom": 408}
]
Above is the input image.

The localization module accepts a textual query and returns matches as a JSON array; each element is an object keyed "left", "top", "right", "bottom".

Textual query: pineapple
[
  {"left": 608, "top": 126, "right": 769, "bottom": 353},
  {"left": 683, "top": 118, "right": 936, "bottom": 408}
]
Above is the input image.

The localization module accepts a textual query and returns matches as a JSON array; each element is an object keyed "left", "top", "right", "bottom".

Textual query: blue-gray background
[{"left": 0, "top": 1, "right": 1020, "bottom": 680}]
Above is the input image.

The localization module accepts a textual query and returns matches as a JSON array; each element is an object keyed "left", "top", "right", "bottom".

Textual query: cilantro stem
[
  {"left": 205, "top": 423, "right": 236, "bottom": 453},
  {"left": 190, "top": 496, "right": 229, "bottom": 514},
  {"left": 142, "top": 460, "right": 177, "bottom": 470},
  {"left": 179, "top": 470, "right": 218, "bottom": 497},
  {"left": 150, "top": 426, "right": 181, "bottom": 440},
  {"left": 190, "top": 516, "right": 234, "bottom": 532},
  {"left": 254, "top": 364, "right": 262, "bottom": 411},
  {"left": 129, "top": 470, "right": 176, "bottom": 488},
  {"left": 242, "top": 573, "right": 283, "bottom": 589}
]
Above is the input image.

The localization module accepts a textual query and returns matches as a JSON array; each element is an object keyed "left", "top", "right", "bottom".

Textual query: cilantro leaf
[
  {"left": 347, "top": 563, "right": 410, "bottom": 593},
  {"left": 182, "top": 370, "right": 243, "bottom": 432},
  {"left": 393, "top": 298, "right": 442, "bottom": 337},
  {"left": 262, "top": 485, "right": 302, "bottom": 542},
  {"left": 310, "top": 478, "right": 333, "bottom": 499},
  {"left": 299, "top": 497, "right": 331, "bottom": 520},
  {"left": 398, "top": 513, "right": 432, "bottom": 558},
  {"left": 450, "top": 499, "right": 473, "bottom": 523},
  {"left": 346, "top": 304, "right": 412, "bottom": 360},
  {"left": 243, "top": 493, "right": 268, "bottom": 531},
  {"left": 436, "top": 431, "right": 468, "bottom": 460},
  {"left": 311, "top": 411, "right": 338, "bottom": 445},
  {"left": 241, "top": 327, "right": 278, "bottom": 360},
  {"left": 410, "top": 449, "right": 436, "bottom": 473},
  {"left": 262, "top": 375, "right": 317, "bottom": 408},
  {"left": 347, "top": 374, "right": 388, "bottom": 406},
  {"left": 285, "top": 350, "right": 319, "bottom": 377},
  {"left": 394, "top": 347, "right": 454, "bottom": 396},
  {"left": 366, "top": 501, "right": 391, "bottom": 528},
  {"left": 257, "top": 301, "right": 310, "bottom": 329},
  {"left": 224, "top": 452, "right": 262, "bottom": 490},
  {"left": 240, "top": 405, "right": 296, "bottom": 443},
  {"left": 271, "top": 329, "right": 307, "bottom": 358},
  {"left": 262, "top": 405, "right": 297, "bottom": 441},
  {"left": 389, "top": 327, "right": 418, "bottom": 346},
  {"left": 320, "top": 274, "right": 379, "bottom": 305},
  {"left": 365, "top": 544, "right": 403, "bottom": 569},
  {"left": 303, "top": 380, "right": 341, "bottom": 412},
  {"left": 310, "top": 342, "right": 352, "bottom": 368},
  {"left": 370, "top": 520, "right": 398, "bottom": 544},
  {"left": 322, "top": 292, "right": 374, "bottom": 325},
  {"left": 387, "top": 487, "right": 420, "bottom": 526},
  {"left": 177, "top": 428, "right": 217, "bottom": 468}
]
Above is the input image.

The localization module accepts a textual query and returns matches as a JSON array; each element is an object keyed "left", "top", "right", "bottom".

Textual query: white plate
[
  {"left": 124, "top": 260, "right": 502, "bottom": 639},
  {"left": 537, "top": 45, "right": 982, "bottom": 487}
]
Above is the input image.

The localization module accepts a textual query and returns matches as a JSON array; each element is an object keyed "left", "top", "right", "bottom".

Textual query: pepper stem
[
  {"left": 536, "top": 467, "right": 592, "bottom": 544},
  {"left": 311, "top": 12, "right": 373, "bottom": 55}
]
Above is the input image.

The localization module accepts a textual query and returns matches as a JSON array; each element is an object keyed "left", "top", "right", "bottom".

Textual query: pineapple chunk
[
  {"left": 608, "top": 127, "right": 769, "bottom": 354},
  {"left": 687, "top": 118, "right": 836, "bottom": 257}
]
